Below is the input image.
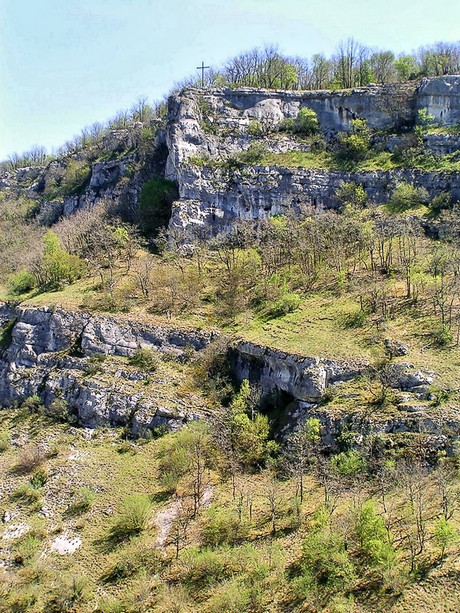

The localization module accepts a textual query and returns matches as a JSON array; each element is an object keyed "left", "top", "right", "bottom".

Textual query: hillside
[{"left": 2, "top": 76, "right": 460, "bottom": 611}]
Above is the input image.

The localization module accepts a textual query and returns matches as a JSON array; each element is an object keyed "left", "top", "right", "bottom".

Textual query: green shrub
[
  {"left": 237, "top": 142, "right": 267, "bottom": 165},
  {"left": 336, "top": 182, "right": 367, "bottom": 211},
  {"left": 128, "top": 347, "right": 159, "bottom": 371},
  {"left": 434, "top": 518, "right": 457, "bottom": 559},
  {"left": 205, "top": 579, "right": 251, "bottom": 613},
  {"left": 330, "top": 450, "right": 366, "bottom": 476},
  {"left": 263, "top": 292, "right": 301, "bottom": 319},
  {"left": 21, "top": 394, "right": 43, "bottom": 414},
  {"left": 0, "top": 429, "right": 10, "bottom": 452},
  {"left": 109, "top": 493, "right": 152, "bottom": 540},
  {"left": 0, "top": 318, "right": 16, "bottom": 351},
  {"left": 14, "top": 533, "right": 42, "bottom": 563},
  {"left": 343, "top": 309, "right": 367, "bottom": 328},
  {"left": 5, "top": 586, "right": 38, "bottom": 612},
  {"left": 8, "top": 270, "right": 36, "bottom": 295},
  {"left": 429, "top": 192, "right": 452, "bottom": 216},
  {"left": 44, "top": 159, "right": 92, "bottom": 199},
  {"left": 46, "top": 575, "right": 90, "bottom": 613},
  {"left": 416, "top": 108, "right": 438, "bottom": 130},
  {"left": 11, "top": 483, "right": 42, "bottom": 506},
  {"left": 35, "top": 231, "right": 85, "bottom": 290},
  {"left": 30, "top": 467, "right": 48, "bottom": 489},
  {"left": 431, "top": 323, "right": 453, "bottom": 347},
  {"left": 295, "top": 527, "right": 356, "bottom": 600},
  {"left": 356, "top": 500, "right": 395, "bottom": 567},
  {"left": 67, "top": 486, "right": 96, "bottom": 515},
  {"left": 181, "top": 547, "right": 231, "bottom": 586},
  {"left": 44, "top": 398, "right": 69, "bottom": 422},
  {"left": 279, "top": 108, "right": 319, "bottom": 136},
  {"left": 84, "top": 353, "right": 107, "bottom": 376},
  {"left": 102, "top": 548, "right": 160, "bottom": 584},
  {"left": 387, "top": 182, "right": 429, "bottom": 212},
  {"left": 428, "top": 385, "right": 453, "bottom": 407},
  {"left": 247, "top": 119, "right": 263, "bottom": 135},
  {"left": 94, "top": 596, "right": 126, "bottom": 613},
  {"left": 201, "top": 506, "right": 249, "bottom": 547},
  {"left": 295, "top": 107, "right": 320, "bottom": 135},
  {"left": 278, "top": 117, "right": 295, "bottom": 132},
  {"left": 338, "top": 119, "right": 371, "bottom": 162},
  {"left": 139, "top": 177, "right": 178, "bottom": 237}
]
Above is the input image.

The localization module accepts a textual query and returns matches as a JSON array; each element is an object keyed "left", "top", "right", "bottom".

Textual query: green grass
[
  {"left": 259, "top": 149, "right": 460, "bottom": 172},
  {"left": 228, "top": 291, "right": 460, "bottom": 390},
  {"left": 230, "top": 293, "right": 373, "bottom": 360}
]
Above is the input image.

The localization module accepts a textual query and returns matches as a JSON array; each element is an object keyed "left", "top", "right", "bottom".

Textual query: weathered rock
[
  {"left": 384, "top": 338, "right": 409, "bottom": 357},
  {"left": 164, "top": 78, "right": 460, "bottom": 239},
  {"left": 165, "top": 83, "right": 417, "bottom": 180},
  {"left": 232, "top": 341, "right": 365, "bottom": 403},
  {"left": 417, "top": 76, "right": 460, "bottom": 126},
  {"left": 0, "top": 305, "right": 215, "bottom": 433},
  {"left": 0, "top": 305, "right": 455, "bottom": 450},
  {"left": 169, "top": 164, "right": 460, "bottom": 238}
]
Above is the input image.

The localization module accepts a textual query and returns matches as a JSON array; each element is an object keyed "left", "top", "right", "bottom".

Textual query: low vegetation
[{"left": 0, "top": 405, "right": 460, "bottom": 612}]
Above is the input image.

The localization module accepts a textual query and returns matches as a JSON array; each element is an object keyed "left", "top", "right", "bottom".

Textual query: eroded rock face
[
  {"left": 0, "top": 126, "right": 168, "bottom": 225},
  {"left": 165, "top": 79, "right": 460, "bottom": 239},
  {"left": 0, "top": 304, "right": 214, "bottom": 434},
  {"left": 0, "top": 305, "right": 453, "bottom": 447},
  {"left": 165, "top": 83, "right": 417, "bottom": 180},
  {"left": 417, "top": 76, "right": 460, "bottom": 126},
  {"left": 169, "top": 164, "right": 460, "bottom": 237},
  {"left": 232, "top": 341, "right": 365, "bottom": 403}
]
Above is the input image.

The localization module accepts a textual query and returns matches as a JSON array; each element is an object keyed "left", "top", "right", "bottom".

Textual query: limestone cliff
[
  {"left": 0, "top": 304, "right": 455, "bottom": 449},
  {"left": 2, "top": 76, "right": 460, "bottom": 237},
  {"left": 165, "top": 78, "right": 460, "bottom": 238}
]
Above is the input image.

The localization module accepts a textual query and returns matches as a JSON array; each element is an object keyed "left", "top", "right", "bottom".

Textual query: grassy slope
[
  {"left": 1, "top": 410, "right": 460, "bottom": 612},
  {"left": 3, "top": 269, "right": 460, "bottom": 390}
]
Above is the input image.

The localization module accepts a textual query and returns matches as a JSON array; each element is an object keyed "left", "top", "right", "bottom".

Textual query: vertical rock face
[
  {"left": 231, "top": 341, "right": 365, "bottom": 404},
  {"left": 0, "top": 305, "right": 453, "bottom": 447},
  {"left": 417, "top": 76, "right": 460, "bottom": 125},
  {"left": 169, "top": 163, "right": 460, "bottom": 237},
  {"left": 0, "top": 126, "right": 168, "bottom": 224},
  {"left": 164, "top": 78, "right": 460, "bottom": 239},
  {"left": 165, "top": 84, "right": 417, "bottom": 182}
]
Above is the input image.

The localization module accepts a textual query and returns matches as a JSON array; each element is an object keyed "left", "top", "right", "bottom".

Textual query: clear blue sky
[{"left": 1, "top": 0, "right": 459, "bottom": 160}]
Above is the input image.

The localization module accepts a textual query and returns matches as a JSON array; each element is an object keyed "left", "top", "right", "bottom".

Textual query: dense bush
[
  {"left": 67, "top": 487, "right": 96, "bottom": 515},
  {"left": 33, "top": 231, "right": 85, "bottom": 290},
  {"left": 201, "top": 505, "right": 249, "bottom": 547},
  {"left": 109, "top": 493, "right": 152, "bottom": 540},
  {"left": 262, "top": 292, "right": 301, "bottom": 319},
  {"left": 387, "top": 182, "right": 429, "bottom": 212},
  {"left": 128, "top": 347, "right": 159, "bottom": 371},
  {"left": 295, "top": 524, "right": 356, "bottom": 602},
  {"left": 8, "top": 269, "right": 36, "bottom": 295},
  {"left": 139, "top": 177, "right": 178, "bottom": 237},
  {"left": 338, "top": 119, "right": 371, "bottom": 162}
]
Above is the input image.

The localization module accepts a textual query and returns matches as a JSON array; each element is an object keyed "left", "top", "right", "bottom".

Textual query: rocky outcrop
[
  {"left": 230, "top": 339, "right": 460, "bottom": 451},
  {"left": 417, "top": 76, "right": 460, "bottom": 126},
  {"left": 165, "top": 83, "right": 417, "bottom": 180},
  {"left": 423, "top": 132, "right": 460, "bottom": 155},
  {"left": 286, "top": 401, "right": 459, "bottom": 453},
  {"left": 165, "top": 78, "right": 460, "bottom": 238},
  {"left": 169, "top": 164, "right": 460, "bottom": 236},
  {"left": 0, "top": 305, "right": 455, "bottom": 448},
  {"left": 0, "top": 124, "right": 168, "bottom": 225},
  {"left": 0, "top": 304, "right": 215, "bottom": 434},
  {"left": 232, "top": 341, "right": 365, "bottom": 403}
]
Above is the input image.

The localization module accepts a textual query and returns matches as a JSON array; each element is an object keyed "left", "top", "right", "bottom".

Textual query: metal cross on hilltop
[{"left": 196, "top": 61, "right": 210, "bottom": 87}]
